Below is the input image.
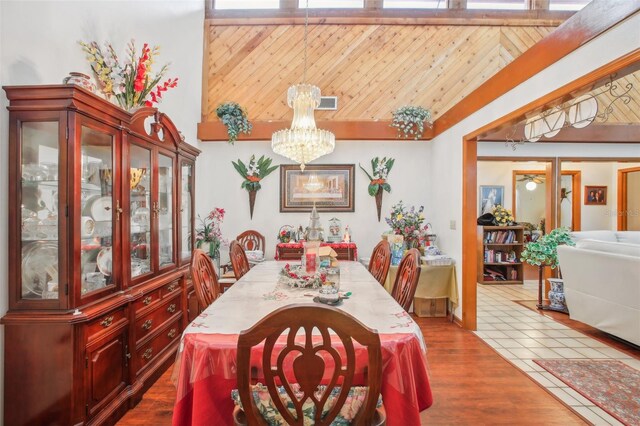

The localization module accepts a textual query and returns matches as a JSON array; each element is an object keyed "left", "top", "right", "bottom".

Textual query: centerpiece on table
[
  {"left": 359, "top": 156, "right": 394, "bottom": 221},
  {"left": 520, "top": 227, "right": 575, "bottom": 312},
  {"left": 385, "top": 201, "right": 427, "bottom": 250},
  {"left": 79, "top": 40, "right": 178, "bottom": 111},
  {"left": 232, "top": 155, "right": 278, "bottom": 219},
  {"left": 279, "top": 263, "right": 327, "bottom": 289},
  {"left": 195, "top": 207, "right": 228, "bottom": 269}
]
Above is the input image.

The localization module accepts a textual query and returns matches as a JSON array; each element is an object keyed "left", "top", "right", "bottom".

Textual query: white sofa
[{"left": 557, "top": 232, "right": 640, "bottom": 346}]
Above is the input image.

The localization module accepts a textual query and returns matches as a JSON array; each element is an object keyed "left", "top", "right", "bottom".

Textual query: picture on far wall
[
  {"left": 584, "top": 185, "right": 607, "bottom": 205},
  {"left": 280, "top": 164, "right": 355, "bottom": 212},
  {"left": 479, "top": 185, "right": 504, "bottom": 215}
]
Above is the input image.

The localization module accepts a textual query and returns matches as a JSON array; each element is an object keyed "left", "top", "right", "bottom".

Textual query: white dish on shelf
[
  {"left": 21, "top": 241, "right": 58, "bottom": 298},
  {"left": 81, "top": 216, "right": 95, "bottom": 238},
  {"left": 96, "top": 247, "right": 113, "bottom": 276},
  {"left": 91, "top": 196, "right": 112, "bottom": 222}
]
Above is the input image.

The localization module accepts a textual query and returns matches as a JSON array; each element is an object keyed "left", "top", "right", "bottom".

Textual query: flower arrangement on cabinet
[
  {"left": 79, "top": 40, "right": 178, "bottom": 111},
  {"left": 195, "top": 208, "right": 228, "bottom": 259},
  {"left": 217, "top": 102, "right": 252, "bottom": 143},
  {"left": 232, "top": 155, "right": 278, "bottom": 218},
  {"left": 385, "top": 201, "right": 426, "bottom": 248},
  {"left": 391, "top": 106, "right": 432, "bottom": 140},
  {"left": 492, "top": 204, "right": 515, "bottom": 226}
]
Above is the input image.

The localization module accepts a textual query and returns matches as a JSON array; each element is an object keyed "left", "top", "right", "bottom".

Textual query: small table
[
  {"left": 384, "top": 263, "right": 459, "bottom": 320},
  {"left": 275, "top": 242, "right": 358, "bottom": 261}
]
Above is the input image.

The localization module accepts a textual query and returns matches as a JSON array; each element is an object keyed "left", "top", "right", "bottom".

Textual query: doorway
[{"left": 618, "top": 167, "right": 640, "bottom": 231}]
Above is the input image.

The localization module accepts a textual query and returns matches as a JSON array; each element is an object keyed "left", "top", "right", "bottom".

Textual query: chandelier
[{"left": 271, "top": 0, "right": 335, "bottom": 171}]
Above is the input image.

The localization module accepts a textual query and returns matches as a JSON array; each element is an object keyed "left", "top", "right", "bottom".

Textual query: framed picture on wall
[
  {"left": 280, "top": 164, "right": 355, "bottom": 212},
  {"left": 479, "top": 185, "right": 504, "bottom": 215},
  {"left": 584, "top": 185, "right": 607, "bottom": 205}
]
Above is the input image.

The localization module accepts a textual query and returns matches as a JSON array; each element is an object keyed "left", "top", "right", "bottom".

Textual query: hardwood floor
[{"left": 117, "top": 316, "right": 584, "bottom": 425}]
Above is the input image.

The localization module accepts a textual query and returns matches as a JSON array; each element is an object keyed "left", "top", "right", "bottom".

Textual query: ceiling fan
[{"left": 517, "top": 174, "right": 544, "bottom": 191}]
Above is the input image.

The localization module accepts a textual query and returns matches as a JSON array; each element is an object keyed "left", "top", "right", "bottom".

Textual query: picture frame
[
  {"left": 479, "top": 185, "right": 504, "bottom": 215},
  {"left": 280, "top": 164, "right": 355, "bottom": 212},
  {"left": 584, "top": 185, "right": 607, "bottom": 205}
]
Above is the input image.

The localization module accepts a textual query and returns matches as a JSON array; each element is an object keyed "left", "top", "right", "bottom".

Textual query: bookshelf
[{"left": 477, "top": 225, "right": 524, "bottom": 285}]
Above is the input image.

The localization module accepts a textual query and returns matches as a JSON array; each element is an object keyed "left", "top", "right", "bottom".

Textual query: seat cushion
[
  {"left": 576, "top": 239, "right": 640, "bottom": 258},
  {"left": 615, "top": 231, "right": 640, "bottom": 245},
  {"left": 231, "top": 383, "right": 381, "bottom": 425}
]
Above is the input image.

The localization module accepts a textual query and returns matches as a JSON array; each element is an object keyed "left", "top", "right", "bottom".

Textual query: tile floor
[{"left": 475, "top": 282, "right": 639, "bottom": 426}]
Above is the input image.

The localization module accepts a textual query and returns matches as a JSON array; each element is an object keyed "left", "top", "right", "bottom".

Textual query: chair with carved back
[
  {"left": 236, "top": 230, "right": 266, "bottom": 253},
  {"left": 368, "top": 240, "right": 391, "bottom": 286},
  {"left": 191, "top": 249, "right": 222, "bottom": 311},
  {"left": 391, "top": 248, "right": 422, "bottom": 312},
  {"left": 229, "top": 240, "right": 251, "bottom": 280},
  {"left": 232, "top": 304, "right": 385, "bottom": 426}
]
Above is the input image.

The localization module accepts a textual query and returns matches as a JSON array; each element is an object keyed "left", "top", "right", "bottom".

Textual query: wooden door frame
[
  {"left": 559, "top": 170, "right": 581, "bottom": 231},
  {"left": 461, "top": 50, "right": 640, "bottom": 330},
  {"left": 617, "top": 166, "right": 640, "bottom": 230}
]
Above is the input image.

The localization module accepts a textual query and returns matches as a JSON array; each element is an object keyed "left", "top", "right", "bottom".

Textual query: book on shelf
[
  {"left": 483, "top": 229, "right": 518, "bottom": 244},
  {"left": 483, "top": 249, "right": 518, "bottom": 263}
]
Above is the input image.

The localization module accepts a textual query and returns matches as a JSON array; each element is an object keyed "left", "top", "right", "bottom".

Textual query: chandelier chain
[{"left": 303, "top": 0, "right": 309, "bottom": 83}]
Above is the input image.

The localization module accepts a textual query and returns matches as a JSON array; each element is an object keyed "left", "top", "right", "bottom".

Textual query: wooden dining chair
[
  {"left": 233, "top": 304, "right": 385, "bottom": 426},
  {"left": 368, "top": 240, "right": 391, "bottom": 286},
  {"left": 191, "top": 249, "right": 222, "bottom": 311},
  {"left": 229, "top": 240, "right": 251, "bottom": 280},
  {"left": 236, "top": 230, "right": 266, "bottom": 252},
  {"left": 391, "top": 248, "right": 422, "bottom": 312}
]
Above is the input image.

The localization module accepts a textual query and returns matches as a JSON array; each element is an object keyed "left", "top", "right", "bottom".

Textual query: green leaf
[
  {"left": 240, "top": 180, "right": 247, "bottom": 189},
  {"left": 368, "top": 184, "right": 379, "bottom": 196},
  {"left": 386, "top": 158, "right": 395, "bottom": 172},
  {"left": 359, "top": 163, "right": 374, "bottom": 181},
  {"left": 382, "top": 183, "right": 391, "bottom": 193},
  {"left": 262, "top": 165, "right": 278, "bottom": 178}
]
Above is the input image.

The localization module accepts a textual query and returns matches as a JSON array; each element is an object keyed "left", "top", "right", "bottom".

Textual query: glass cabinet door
[
  {"left": 180, "top": 162, "right": 193, "bottom": 263},
  {"left": 130, "top": 145, "right": 152, "bottom": 279},
  {"left": 20, "top": 121, "right": 60, "bottom": 300},
  {"left": 157, "top": 153, "right": 174, "bottom": 268},
  {"left": 80, "top": 126, "right": 115, "bottom": 296}
]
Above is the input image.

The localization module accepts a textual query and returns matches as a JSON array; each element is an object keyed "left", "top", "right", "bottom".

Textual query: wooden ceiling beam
[
  {"left": 479, "top": 123, "right": 640, "bottom": 143},
  {"left": 197, "top": 119, "right": 434, "bottom": 141}
]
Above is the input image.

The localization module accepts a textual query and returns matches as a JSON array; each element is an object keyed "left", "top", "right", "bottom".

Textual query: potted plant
[
  {"left": 520, "top": 227, "right": 575, "bottom": 311},
  {"left": 391, "top": 106, "right": 432, "bottom": 140},
  {"left": 359, "top": 156, "right": 394, "bottom": 221},
  {"left": 385, "top": 201, "right": 427, "bottom": 250},
  {"left": 217, "top": 102, "right": 252, "bottom": 143},
  {"left": 195, "top": 208, "right": 228, "bottom": 269},
  {"left": 232, "top": 155, "right": 278, "bottom": 219}
]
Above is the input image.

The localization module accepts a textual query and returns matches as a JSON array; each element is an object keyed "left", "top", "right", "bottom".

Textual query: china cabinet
[{"left": 1, "top": 85, "right": 200, "bottom": 425}]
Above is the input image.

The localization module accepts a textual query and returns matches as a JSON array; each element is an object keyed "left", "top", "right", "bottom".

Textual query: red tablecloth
[
  {"left": 274, "top": 242, "right": 358, "bottom": 261},
  {"left": 172, "top": 332, "right": 432, "bottom": 426}
]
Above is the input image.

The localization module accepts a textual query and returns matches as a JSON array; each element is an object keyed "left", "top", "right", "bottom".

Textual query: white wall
[
  {"left": 0, "top": 0, "right": 205, "bottom": 419},
  {"left": 197, "top": 140, "right": 430, "bottom": 264},
  {"left": 427, "top": 11, "right": 640, "bottom": 319}
]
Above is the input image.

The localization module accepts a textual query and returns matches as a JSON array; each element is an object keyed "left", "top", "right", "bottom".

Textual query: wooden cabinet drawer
[
  {"left": 135, "top": 317, "right": 181, "bottom": 373},
  {"left": 162, "top": 280, "right": 181, "bottom": 298},
  {"left": 87, "top": 308, "right": 128, "bottom": 341},
  {"left": 134, "top": 293, "right": 181, "bottom": 344},
  {"left": 132, "top": 287, "right": 162, "bottom": 315}
]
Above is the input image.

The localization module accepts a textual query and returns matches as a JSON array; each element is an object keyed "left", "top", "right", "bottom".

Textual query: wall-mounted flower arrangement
[
  {"left": 232, "top": 155, "right": 278, "bottom": 218},
  {"left": 391, "top": 105, "right": 432, "bottom": 140},
  {"left": 359, "top": 157, "right": 394, "bottom": 221},
  {"left": 217, "top": 102, "right": 252, "bottom": 143}
]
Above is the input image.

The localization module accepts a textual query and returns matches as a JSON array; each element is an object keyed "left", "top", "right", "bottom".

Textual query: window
[
  {"left": 549, "top": 0, "right": 592, "bottom": 11},
  {"left": 215, "top": 0, "right": 279, "bottom": 9},
  {"left": 299, "top": 0, "right": 364, "bottom": 8},
  {"left": 466, "top": 0, "right": 526, "bottom": 10},
  {"left": 383, "top": 0, "right": 447, "bottom": 8}
]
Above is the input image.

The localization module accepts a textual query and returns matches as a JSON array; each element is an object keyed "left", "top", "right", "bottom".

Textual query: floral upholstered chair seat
[{"left": 231, "top": 383, "right": 382, "bottom": 425}]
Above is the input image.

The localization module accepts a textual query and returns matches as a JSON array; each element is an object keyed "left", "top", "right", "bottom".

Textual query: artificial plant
[
  {"left": 216, "top": 102, "right": 252, "bottom": 143},
  {"left": 391, "top": 105, "right": 432, "bottom": 140},
  {"left": 359, "top": 157, "right": 394, "bottom": 221},
  {"left": 232, "top": 155, "right": 278, "bottom": 218}
]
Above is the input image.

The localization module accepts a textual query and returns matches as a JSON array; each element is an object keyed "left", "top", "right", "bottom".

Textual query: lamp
[
  {"left": 271, "top": 0, "right": 335, "bottom": 171},
  {"left": 525, "top": 181, "right": 537, "bottom": 191}
]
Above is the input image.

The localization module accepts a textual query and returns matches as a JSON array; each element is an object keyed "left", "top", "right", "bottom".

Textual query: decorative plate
[
  {"left": 81, "top": 216, "right": 95, "bottom": 238},
  {"left": 541, "top": 109, "right": 565, "bottom": 138},
  {"left": 523, "top": 117, "right": 543, "bottom": 143},
  {"left": 568, "top": 95, "right": 598, "bottom": 129},
  {"left": 96, "top": 247, "right": 113, "bottom": 276},
  {"left": 90, "top": 196, "right": 112, "bottom": 222},
  {"left": 21, "top": 241, "right": 58, "bottom": 297}
]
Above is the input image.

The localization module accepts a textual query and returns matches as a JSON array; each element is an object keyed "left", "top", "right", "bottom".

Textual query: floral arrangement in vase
[
  {"left": 492, "top": 204, "right": 514, "bottom": 226},
  {"left": 217, "top": 102, "right": 252, "bottom": 143},
  {"left": 232, "top": 155, "right": 278, "bottom": 218},
  {"left": 79, "top": 40, "right": 178, "bottom": 111},
  {"left": 391, "top": 106, "right": 432, "bottom": 139},
  {"left": 195, "top": 208, "right": 228, "bottom": 259},
  {"left": 359, "top": 157, "right": 394, "bottom": 221},
  {"left": 385, "top": 201, "right": 427, "bottom": 248}
]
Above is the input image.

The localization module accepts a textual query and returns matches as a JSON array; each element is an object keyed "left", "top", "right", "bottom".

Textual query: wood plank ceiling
[{"left": 203, "top": 24, "right": 554, "bottom": 124}]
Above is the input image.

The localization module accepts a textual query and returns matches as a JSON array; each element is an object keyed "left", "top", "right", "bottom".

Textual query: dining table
[{"left": 172, "top": 260, "right": 433, "bottom": 426}]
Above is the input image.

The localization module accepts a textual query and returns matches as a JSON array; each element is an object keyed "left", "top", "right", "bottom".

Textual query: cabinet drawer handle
[
  {"left": 167, "top": 328, "right": 177, "bottom": 339},
  {"left": 167, "top": 283, "right": 178, "bottom": 293},
  {"left": 142, "top": 319, "right": 153, "bottom": 330},
  {"left": 100, "top": 316, "right": 114, "bottom": 328},
  {"left": 167, "top": 304, "right": 177, "bottom": 313},
  {"left": 142, "top": 348, "right": 153, "bottom": 360},
  {"left": 142, "top": 296, "right": 152, "bottom": 305}
]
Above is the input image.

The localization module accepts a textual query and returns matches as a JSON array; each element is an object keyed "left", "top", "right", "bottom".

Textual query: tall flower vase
[
  {"left": 248, "top": 189, "right": 257, "bottom": 219},
  {"left": 375, "top": 186, "right": 384, "bottom": 222}
]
